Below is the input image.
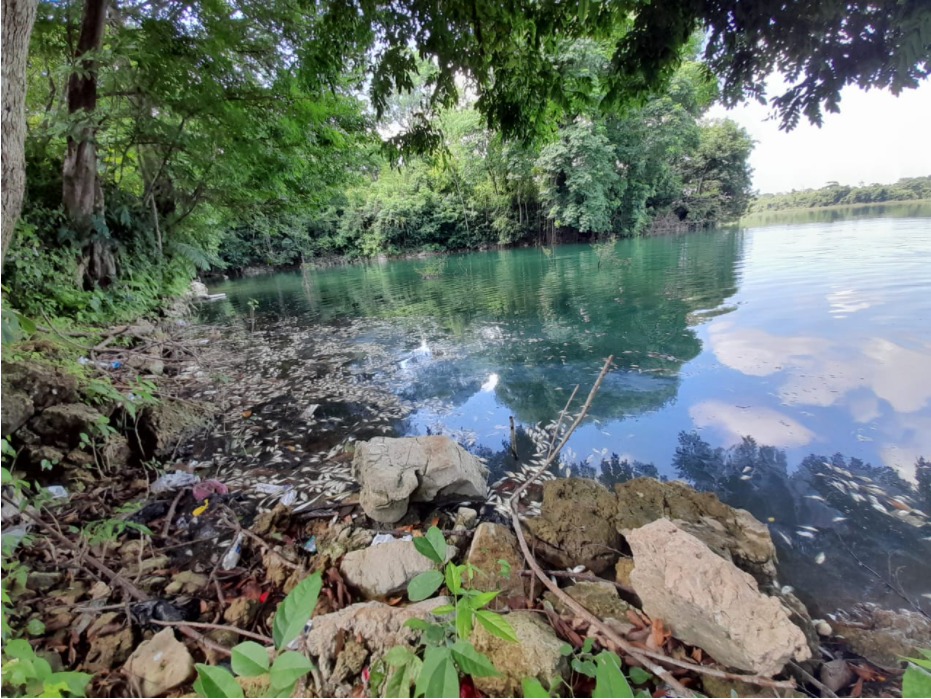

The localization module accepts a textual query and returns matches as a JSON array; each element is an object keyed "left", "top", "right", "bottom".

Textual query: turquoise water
[{"left": 205, "top": 210, "right": 931, "bottom": 612}]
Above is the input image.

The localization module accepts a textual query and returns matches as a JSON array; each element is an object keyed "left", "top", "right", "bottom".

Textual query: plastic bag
[{"left": 151, "top": 471, "right": 200, "bottom": 494}]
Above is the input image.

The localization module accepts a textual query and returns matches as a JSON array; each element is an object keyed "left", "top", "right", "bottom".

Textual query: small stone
[
  {"left": 465, "top": 522, "right": 525, "bottom": 608},
  {"left": 224, "top": 597, "right": 259, "bottom": 628},
  {"left": 544, "top": 582, "right": 630, "bottom": 619},
  {"left": 26, "top": 571, "right": 63, "bottom": 592},
  {"left": 332, "top": 638, "right": 369, "bottom": 684},
  {"left": 815, "top": 619, "right": 833, "bottom": 636},
  {"left": 820, "top": 659, "right": 854, "bottom": 693},
  {"left": 340, "top": 540, "right": 456, "bottom": 598},
  {"left": 123, "top": 628, "right": 195, "bottom": 697},
  {"left": 615, "top": 558, "right": 635, "bottom": 586},
  {"left": 455, "top": 507, "right": 479, "bottom": 530},
  {"left": 470, "top": 611, "right": 568, "bottom": 697}
]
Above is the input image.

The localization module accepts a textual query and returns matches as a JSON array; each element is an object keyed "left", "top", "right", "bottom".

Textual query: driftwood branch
[{"left": 506, "top": 358, "right": 797, "bottom": 695}]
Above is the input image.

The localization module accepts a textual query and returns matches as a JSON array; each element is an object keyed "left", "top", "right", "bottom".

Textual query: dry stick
[
  {"left": 518, "top": 569, "right": 635, "bottom": 597},
  {"left": 789, "top": 661, "right": 839, "bottom": 699},
  {"left": 506, "top": 358, "right": 797, "bottom": 695},
  {"left": 4, "top": 498, "right": 231, "bottom": 656},
  {"left": 161, "top": 489, "right": 185, "bottom": 538},
  {"left": 546, "top": 384, "right": 580, "bottom": 459},
  {"left": 150, "top": 619, "right": 273, "bottom": 645}
]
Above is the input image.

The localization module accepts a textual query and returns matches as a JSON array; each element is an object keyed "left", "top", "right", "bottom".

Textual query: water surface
[{"left": 204, "top": 207, "right": 931, "bottom": 613}]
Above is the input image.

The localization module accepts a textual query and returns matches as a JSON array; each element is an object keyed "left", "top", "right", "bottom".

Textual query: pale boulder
[
  {"left": 339, "top": 539, "right": 456, "bottom": 598},
  {"left": 352, "top": 436, "right": 488, "bottom": 523},
  {"left": 122, "top": 628, "right": 195, "bottom": 698},
  {"left": 627, "top": 519, "right": 809, "bottom": 676}
]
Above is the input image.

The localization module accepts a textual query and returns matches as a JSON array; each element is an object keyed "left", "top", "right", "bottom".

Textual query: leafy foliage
[
  {"left": 1, "top": 639, "right": 91, "bottom": 698},
  {"left": 750, "top": 176, "right": 931, "bottom": 213}
]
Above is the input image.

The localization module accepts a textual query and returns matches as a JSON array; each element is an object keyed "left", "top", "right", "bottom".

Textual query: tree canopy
[{"left": 1, "top": 0, "right": 928, "bottom": 321}]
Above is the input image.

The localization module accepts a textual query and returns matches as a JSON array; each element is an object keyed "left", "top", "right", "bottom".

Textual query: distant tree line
[{"left": 748, "top": 176, "right": 931, "bottom": 213}]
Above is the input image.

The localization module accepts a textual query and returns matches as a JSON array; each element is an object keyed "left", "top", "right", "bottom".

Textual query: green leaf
[
  {"left": 193, "top": 664, "right": 244, "bottom": 698},
  {"left": 266, "top": 680, "right": 295, "bottom": 698},
  {"left": 230, "top": 641, "right": 270, "bottom": 677},
  {"left": 474, "top": 609, "right": 518, "bottom": 643},
  {"left": 628, "top": 666, "right": 652, "bottom": 685},
  {"left": 558, "top": 643, "right": 573, "bottom": 656},
  {"left": 384, "top": 645, "right": 416, "bottom": 667},
  {"left": 467, "top": 590, "right": 499, "bottom": 610},
  {"left": 904, "top": 665, "right": 931, "bottom": 698},
  {"left": 414, "top": 646, "right": 458, "bottom": 698},
  {"left": 903, "top": 655, "right": 931, "bottom": 671},
  {"left": 431, "top": 604, "right": 455, "bottom": 615},
  {"left": 269, "top": 651, "right": 314, "bottom": 688},
  {"left": 403, "top": 618, "right": 429, "bottom": 630},
  {"left": 450, "top": 641, "right": 501, "bottom": 677},
  {"left": 44, "top": 671, "right": 92, "bottom": 697},
  {"left": 572, "top": 658, "right": 597, "bottom": 678},
  {"left": 445, "top": 562, "right": 462, "bottom": 596},
  {"left": 272, "top": 572, "right": 322, "bottom": 650},
  {"left": 4, "top": 638, "right": 35, "bottom": 660},
  {"left": 593, "top": 651, "right": 633, "bottom": 699},
  {"left": 407, "top": 569, "right": 444, "bottom": 601},
  {"left": 413, "top": 536, "right": 443, "bottom": 565},
  {"left": 386, "top": 665, "right": 413, "bottom": 698},
  {"left": 521, "top": 677, "right": 550, "bottom": 698},
  {"left": 455, "top": 597, "right": 473, "bottom": 640},
  {"left": 426, "top": 526, "right": 447, "bottom": 562}
]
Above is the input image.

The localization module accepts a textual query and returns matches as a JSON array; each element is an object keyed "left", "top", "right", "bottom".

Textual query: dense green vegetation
[
  {"left": 2, "top": 0, "right": 929, "bottom": 323},
  {"left": 748, "top": 176, "right": 931, "bottom": 213}
]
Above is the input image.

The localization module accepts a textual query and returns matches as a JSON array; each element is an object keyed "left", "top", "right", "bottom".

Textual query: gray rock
[
  {"left": 839, "top": 605, "right": 931, "bottom": 669},
  {"left": 1, "top": 360, "right": 78, "bottom": 410},
  {"left": 304, "top": 598, "right": 451, "bottom": 676},
  {"left": 2, "top": 391, "right": 34, "bottom": 436},
  {"left": 627, "top": 518, "right": 810, "bottom": 676},
  {"left": 470, "top": 611, "right": 568, "bottom": 697},
  {"left": 820, "top": 659, "right": 854, "bottom": 693},
  {"left": 123, "top": 628, "right": 195, "bottom": 698},
  {"left": 465, "top": 522, "right": 525, "bottom": 607},
  {"left": 352, "top": 436, "right": 488, "bottom": 523},
  {"left": 615, "top": 477, "right": 777, "bottom": 583},
  {"left": 22, "top": 444, "right": 65, "bottom": 470},
  {"left": 28, "top": 404, "right": 104, "bottom": 448},
  {"left": 135, "top": 398, "right": 213, "bottom": 459},
  {"left": 544, "top": 581, "right": 629, "bottom": 619},
  {"left": 523, "top": 478, "right": 621, "bottom": 574},
  {"left": 27, "top": 571, "right": 64, "bottom": 592},
  {"left": 340, "top": 539, "right": 456, "bottom": 598}
]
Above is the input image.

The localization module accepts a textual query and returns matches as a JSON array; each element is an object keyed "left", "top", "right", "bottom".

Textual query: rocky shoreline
[{"left": 2, "top": 317, "right": 929, "bottom": 698}]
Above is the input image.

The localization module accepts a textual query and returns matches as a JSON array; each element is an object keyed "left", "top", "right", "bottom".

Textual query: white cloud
[
  {"left": 689, "top": 400, "right": 815, "bottom": 447},
  {"left": 707, "top": 78, "right": 931, "bottom": 194}
]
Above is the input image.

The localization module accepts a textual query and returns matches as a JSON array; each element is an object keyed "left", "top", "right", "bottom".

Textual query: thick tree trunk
[
  {"left": 62, "top": 0, "right": 110, "bottom": 285},
  {"left": 1, "top": 0, "right": 39, "bottom": 264}
]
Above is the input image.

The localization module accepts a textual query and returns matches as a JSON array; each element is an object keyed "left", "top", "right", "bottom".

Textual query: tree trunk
[
  {"left": 62, "top": 0, "right": 108, "bottom": 228},
  {"left": 1, "top": 0, "right": 39, "bottom": 264}
]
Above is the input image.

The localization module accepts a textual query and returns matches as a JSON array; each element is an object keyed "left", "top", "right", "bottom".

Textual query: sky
[{"left": 706, "top": 78, "right": 931, "bottom": 195}]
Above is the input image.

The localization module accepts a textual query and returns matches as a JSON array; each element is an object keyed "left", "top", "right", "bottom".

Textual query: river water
[{"left": 202, "top": 204, "right": 931, "bottom": 615}]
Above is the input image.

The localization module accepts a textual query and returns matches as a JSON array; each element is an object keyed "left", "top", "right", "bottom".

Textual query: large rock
[
  {"left": 28, "top": 404, "right": 104, "bottom": 448},
  {"left": 304, "top": 598, "right": 451, "bottom": 674},
  {"left": 2, "top": 391, "right": 34, "bottom": 436},
  {"left": 135, "top": 398, "right": 213, "bottom": 459},
  {"left": 839, "top": 606, "right": 931, "bottom": 669},
  {"left": 469, "top": 611, "right": 568, "bottom": 697},
  {"left": 523, "top": 478, "right": 621, "bottom": 574},
  {"left": 627, "top": 519, "right": 809, "bottom": 676},
  {"left": 544, "top": 581, "right": 629, "bottom": 619},
  {"left": 339, "top": 539, "right": 456, "bottom": 598},
  {"left": 1, "top": 360, "right": 78, "bottom": 410},
  {"left": 352, "top": 436, "right": 488, "bottom": 523},
  {"left": 465, "top": 522, "right": 526, "bottom": 607},
  {"left": 615, "top": 477, "right": 777, "bottom": 583},
  {"left": 123, "top": 628, "right": 195, "bottom": 698}
]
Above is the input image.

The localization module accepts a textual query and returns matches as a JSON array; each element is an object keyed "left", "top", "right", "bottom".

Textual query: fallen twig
[
  {"left": 150, "top": 619, "right": 273, "bottom": 645},
  {"left": 506, "top": 358, "right": 797, "bottom": 695},
  {"left": 518, "top": 569, "right": 636, "bottom": 597}
]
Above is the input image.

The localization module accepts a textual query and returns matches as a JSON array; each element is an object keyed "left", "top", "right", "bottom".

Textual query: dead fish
[
  {"left": 814, "top": 552, "right": 826, "bottom": 565},
  {"left": 796, "top": 530, "right": 816, "bottom": 539}
]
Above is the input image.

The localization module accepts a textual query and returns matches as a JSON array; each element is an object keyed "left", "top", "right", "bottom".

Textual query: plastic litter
[
  {"left": 280, "top": 488, "right": 297, "bottom": 507},
  {"left": 370, "top": 532, "right": 412, "bottom": 546},
  {"left": 45, "top": 485, "right": 69, "bottom": 500},
  {"left": 253, "top": 482, "right": 296, "bottom": 506},
  {"left": 220, "top": 532, "right": 244, "bottom": 570},
  {"left": 303, "top": 536, "right": 317, "bottom": 553},
  {"left": 151, "top": 471, "right": 200, "bottom": 494},
  {"left": 192, "top": 479, "right": 228, "bottom": 501}
]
